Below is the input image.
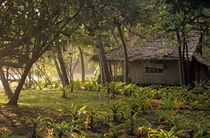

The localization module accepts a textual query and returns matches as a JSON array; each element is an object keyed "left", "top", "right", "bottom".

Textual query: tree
[
  {"left": 0, "top": 67, "right": 13, "bottom": 99},
  {"left": 0, "top": 0, "right": 81, "bottom": 105},
  {"left": 162, "top": 0, "right": 210, "bottom": 84},
  {"left": 78, "top": 46, "right": 85, "bottom": 83}
]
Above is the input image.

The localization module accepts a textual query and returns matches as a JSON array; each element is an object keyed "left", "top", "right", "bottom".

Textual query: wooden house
[{"left": 91, "top": 34, "right": 210, "bottom": 85}]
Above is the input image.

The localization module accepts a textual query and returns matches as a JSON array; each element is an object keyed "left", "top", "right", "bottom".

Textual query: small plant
[
  {"left": 109, "top": 82, "right": 125, "bottom": 98},
  {"left": 85, "top": 106, "right": 100, "bottom": 129},
  {"left": 73, "top": 79, "right": 82, "bottom": 90},
  {"left": 177, "top": 112, "right": 210, "bottom": 137},
  {"left": 138, "top": 126, "right": 184, "bottom": 138},
  {"left": 157, "top": 110, "right": 177, "bottom": 127},
  {"left": 134, "top": 86, "right": 160, "bottom": 99},
  {"left": 23, "top": 116, "right": 49, "bottom": 138},
  {"left": 107, "top": 103, "right": 124, "bottom": 123},
  {"left": 160, "top": 93, "right": 185, "bottom": 110},
  {"left": 48, "top": 121, "right": 82, "bottom": 138},
  {"left": 60, "top": 85, "right": 70, "bottom": 98},
  {"left": 122, "top": 83, "right": 139, "bottom": 97},
  {"left": 82, "top": 80, "right": 99, "bottom": 91},
  {"left": 63, "top": 104, "right": 87, "bottom": 121},
  {"left": 107, "top": 123, "right": 125, "bottom": 138},
  {"left": 125, "top": 96, "right": 152, "bottom": 115},
  {"left": 149, "top": 126, "right": 183, "bottom": 138},
  {"left": 124, "top": 113, "right": 140, "bottom": 136}
]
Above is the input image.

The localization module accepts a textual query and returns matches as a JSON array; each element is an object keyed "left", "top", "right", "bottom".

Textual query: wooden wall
[{"left": 129, "top": 61, "right": 180, "bottom": 85}]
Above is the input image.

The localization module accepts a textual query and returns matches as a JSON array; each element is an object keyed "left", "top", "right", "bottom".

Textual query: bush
[
  {"left": 122, "top": 83, "right": 139, "bottom": 97},
  {"left": 82, "top": 81, "right": 99, "bottom": 91},
  {"left": 109, "top": 82, "right": 125, "bottom": 97},
  {"left": 73, "top": 79, "right": 82, "bottom": 90}
]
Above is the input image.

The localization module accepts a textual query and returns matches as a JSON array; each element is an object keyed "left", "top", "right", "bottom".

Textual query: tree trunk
[
  {"left": 96, "top": 37, "right": 111, "bottom": 93},
  {"left": 183, "top": 33, "right": 190, "bottom": 84},
  {"left": 117, "top": 25, "right": 129, "bottom": 83},
  {"left": 78, "top": 47, "right": 85, "bottom": 83},
  {"left": 52, "top": 49, "right": 65, "bottom": 86},
  {"left": 7, "top": 64, "right": 33, "bottom": 105},
  {"left": 176, "top": 31, "right": 185, "bottom": 85},
  {"left": 109, "top": 63, "right": 113, "bottom": 79},
  {"left": 99, "top": 62, "right": 105, "bottom": 85},
  {"left": 28, "top": 70, "right": 32, "bottom": 89},
  {"left": 0, "top": 67, "right": 13, "bottom": 100},
  {"left": 57, "top": 46, "right": 69, "bottom": 86}
]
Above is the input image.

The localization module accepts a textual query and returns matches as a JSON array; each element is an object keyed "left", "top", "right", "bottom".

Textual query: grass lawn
[
  {"left": 0, "top": 89, "right": 113, "bottom": 108},
  {"left": 0, "top": 90, "right": 109, "bottom": 108}
]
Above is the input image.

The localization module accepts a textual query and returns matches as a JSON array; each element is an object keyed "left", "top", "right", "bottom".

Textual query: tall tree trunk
[
  {"left": 52, "top": 49, "right": 65, "bottom": 86},
  {"left": 108, "top": 63, "right": 113, "bottom": 79},
  {"left": 183, "top": 33, "right": 190, "bottom": 84},
  {"left": 176, "top": 31, "right": 185, "bottom": 85},
  {"left": 57, "top": 46, "right": 69, "bottom": 86},
  {"left": 78, "top": 47, "right": 85, "bottom": 83},
  {"left": 96, "top": 37, "right": 111, "bottom": 93},
  {"left": 99, "top": 62, "right": 105, "bottom": 85},
  {"left": 0, "top": 67, "right": 13, "bottom": 100},
  {"left": 117, "top": 25, "right": 129, "bottom": 83},
  {"left": 7, "top": 63, "right": 33, "bottom": 105},
  {"left": 28, "top": 70, "right": 32, "bottom": 89}
]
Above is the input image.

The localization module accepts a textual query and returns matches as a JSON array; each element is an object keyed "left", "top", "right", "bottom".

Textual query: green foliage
[
  {"left": 62, "top": 104, "right": 87, "bottom": 121},
  {"left": 160, "top": 92, "right": 185, "bottom": 110},
  {"left": 107, "top": 123, "right": 125, "bottom": 138},
  {"left": 86, "top": 106, "right": 100, "bottom": 129},
  {"left": 157, "top": 110, "right": 176, "bottom": 127},
  {"left": 106, "top": 103, "right": 124, "bottom": 123},
  {"left": 48, "top": 121, "right": 82, "bottom": 138},
  {"left": 122, "top": 83, "right": 139, "bottom": 97},
  {"left": 134, "top": 86, "right": 161, "bottom": 99},
  {"left": 82, "top": 81, "right": 101, "bottom": 92},
  {"left": 60, "top": 85, "right": 71, "bottom": 98},
  {"left": 175, "top": 111, "right": 210, "bottom": 137},
  {"left": 109, "top": 82, "right": 125, "bottom": 98},
  {"left": 192, "top": 81, "right": 210, "bottom": 95},
  {"left": 23, "top": 116, "right": 49, "bottom": 138},
  {"left": 0, "top": 81, "right": 209, "bottom": 137},
  {"left": 125, "top": 95, "right": 152, "bottom": 115},
  {"left": 140, "top": 126, "right": 183, "bottom": 138},
  {"left": 73, "top": 79, "right": 82, "bottom": 90},
  {"left": 123, "top": 113, "right": 143, "bottom": 136}
]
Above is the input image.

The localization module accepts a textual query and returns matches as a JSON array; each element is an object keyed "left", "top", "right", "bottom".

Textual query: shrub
[
  {"left": 125, "top": 95, "right": 152, "bottom": 115},
  {"left": 48, "top": 121, "right": 82, "bottom": 138},
  {"left": 23, "top": 116, "right": 49, "bottom": 138},
  {"left": 82, "top": 80, "right": 100, "bottom": 92},
  {"left": 139, "top": 126, "right": 184, "bottom": 138},
  {"left": 109, "top": 82, "right": 125, "bottom": 98},
  {"left": 106, "top": 102, "right": 124, "bottom": 123},
  {"left": 62, "top": 104, "right": 87, "bottom": 122},
  {"left": 73, "top": 79, "right": 82, "bottom": 90},
  {"left": 122, "top": 83, "right": 139, "bottom": 97}
]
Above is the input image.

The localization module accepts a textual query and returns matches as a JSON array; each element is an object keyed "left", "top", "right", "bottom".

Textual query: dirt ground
[{"left": 0, "top": 105, "right": 63, "bottom": 137}]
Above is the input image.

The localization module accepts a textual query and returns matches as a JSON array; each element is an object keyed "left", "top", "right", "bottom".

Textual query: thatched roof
[
  {"left": 91, "top": 34, "right": 200, "bottom": 62},
  {"left": 193, "top": 52, "right": 210, "bottom": 69}
]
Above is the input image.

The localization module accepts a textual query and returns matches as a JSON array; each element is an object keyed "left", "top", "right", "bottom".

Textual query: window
[{"left": 145, "top": 67, "right": 163, "bottom": 73}]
